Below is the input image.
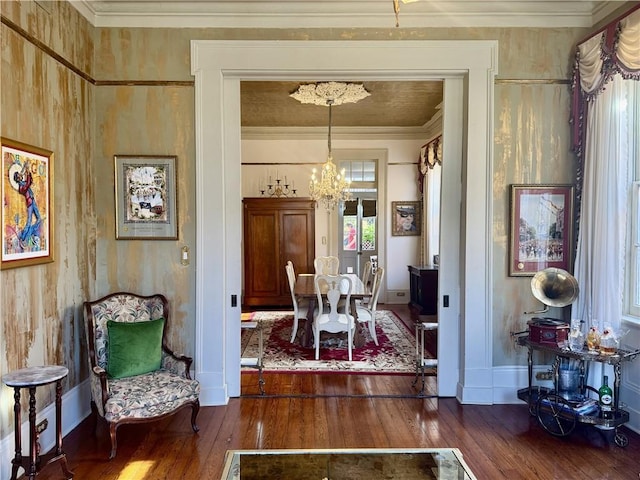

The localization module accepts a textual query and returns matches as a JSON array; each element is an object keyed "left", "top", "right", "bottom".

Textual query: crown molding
[
  {"left": 71, "top": 1, "right": 622, "bottom": 29},
  {"left": 241, "top": 125, "right": 429, "bottom": 141}
]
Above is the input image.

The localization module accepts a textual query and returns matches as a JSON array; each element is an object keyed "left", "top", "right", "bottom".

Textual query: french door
[{"left": 339, "top": 195, "right": 378, "bottom": 277}]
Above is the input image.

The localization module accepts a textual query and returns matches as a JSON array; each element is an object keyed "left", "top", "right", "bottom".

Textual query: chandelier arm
[{"left": 327, "top": 101, "right": 333, "bottom": 157}]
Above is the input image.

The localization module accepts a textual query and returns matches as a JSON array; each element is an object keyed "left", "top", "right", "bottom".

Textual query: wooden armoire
[{"left": 243, "top": 197, "right": 316, "bottom": 306}]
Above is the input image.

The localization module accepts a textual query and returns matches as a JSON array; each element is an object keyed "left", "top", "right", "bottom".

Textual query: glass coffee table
[{"left": 221, "top": 448, "right": 477, "bottom": 479}]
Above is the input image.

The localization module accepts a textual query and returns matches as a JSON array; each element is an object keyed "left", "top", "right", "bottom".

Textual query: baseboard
[
  {"left": 385, "top": 291, "right": 410, "bottom": 304},
  {"left": 0, "top": 379, "right": 91, "bottom": 477}
]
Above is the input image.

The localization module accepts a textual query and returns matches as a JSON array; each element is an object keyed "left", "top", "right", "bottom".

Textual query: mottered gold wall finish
[
  {"left": 4, "top": 0, "right": 622, "bottom": 440},
  {"left": 1, "top": 0, "right": 95, "bottom": 438}
]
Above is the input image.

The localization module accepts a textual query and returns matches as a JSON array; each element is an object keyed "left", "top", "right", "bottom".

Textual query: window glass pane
[
  {"left": 361, "top": 217, "right": 376, "bottom": 251},
  {"left": 340, "top": 160, "right": 376, "bottom": 183},
  {"left": 633, "top": 185, "right": 640, "bottom": 311},
  {"left": 363, "top": 161, "right": 376, "bottom": 182},
  {"left": 343, "top": 217, "right": 357, "bottom": 251},
  {"left": 634, "top": 245, "right": 640, "bottom": 310}
]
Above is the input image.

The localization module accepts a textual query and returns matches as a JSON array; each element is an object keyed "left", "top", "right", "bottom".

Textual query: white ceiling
[{"left": 71, "top": 1, "right": 627, "bottom": 28}]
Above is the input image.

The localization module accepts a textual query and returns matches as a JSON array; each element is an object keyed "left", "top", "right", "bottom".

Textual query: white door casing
[{"left": 191, "top": 40, "right": 497, "bottom": 405}]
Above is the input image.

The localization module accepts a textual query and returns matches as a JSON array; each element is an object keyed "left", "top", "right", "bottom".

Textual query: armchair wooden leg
[
  {"left": 90, "top": 401, "right": 99, "bottom": 436},
  {"left": 108, "top": 423, "right": 118, "bottom": 460},
  {"left": 191, "top": 401, "right": 200, "bottom": 432}
]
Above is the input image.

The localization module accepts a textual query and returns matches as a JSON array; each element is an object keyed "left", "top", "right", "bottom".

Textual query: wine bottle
[{"left": 599, "top": 375, "right": 613, "bottom": 419}]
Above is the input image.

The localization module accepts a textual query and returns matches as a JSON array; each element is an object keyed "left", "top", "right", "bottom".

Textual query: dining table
[{"left": 294, "top": 273, "right": 372, "bottom": 349}]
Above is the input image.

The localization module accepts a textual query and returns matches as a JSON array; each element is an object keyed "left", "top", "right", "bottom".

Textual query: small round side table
[{"left": 2, "top": 365, "right": 74, "bottom": 480}]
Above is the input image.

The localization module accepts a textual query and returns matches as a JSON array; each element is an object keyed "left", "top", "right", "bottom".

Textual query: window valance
[
  {"left": 417, "top": 135, "right": 442, "bottom": 195},
  {"left": 571, "top": 6, "right": 640, "bottom": 158},
  {"left": 420, "top": 135, "right": 443, "bottom": 170}
]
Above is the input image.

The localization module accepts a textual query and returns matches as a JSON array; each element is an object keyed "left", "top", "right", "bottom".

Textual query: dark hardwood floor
[{"left": 26, "top": 305, "right": 640, "bottom": 480}]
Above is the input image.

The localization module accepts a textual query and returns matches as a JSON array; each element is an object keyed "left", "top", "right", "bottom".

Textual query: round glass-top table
[{"left": 2, "top": 365, "right": 74, "bottom": 480}]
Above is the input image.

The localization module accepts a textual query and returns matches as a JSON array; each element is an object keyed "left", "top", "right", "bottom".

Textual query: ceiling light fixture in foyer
[
  {"left": 393, "top": 0, "right": 421, "bottom": 27},
  {"left": 290, "top": 82, "right": 370, "bottom": 210}
]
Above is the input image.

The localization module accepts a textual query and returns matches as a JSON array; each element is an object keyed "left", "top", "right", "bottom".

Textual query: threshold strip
[{"left": 240, "top": 393, "right": 437, "bottom": 399}]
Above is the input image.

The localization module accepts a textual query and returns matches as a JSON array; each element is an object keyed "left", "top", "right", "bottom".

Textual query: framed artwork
[
  {"left": 114, "top": 155, "right": 178, "bottom": 240},
  {"left": 1, "top": 138, "right": 54, "bottom": 269},
  {"left": 509, "top": 184, "right": 574, "bottom": 276},
  {"left": 391, "top": 201, "right": 421, "bottom": 236}
]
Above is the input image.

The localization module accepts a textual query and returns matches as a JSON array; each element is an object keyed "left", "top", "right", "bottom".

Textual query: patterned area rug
[{"left": 241, "top": 310, "right": 420, "bottom": 374}]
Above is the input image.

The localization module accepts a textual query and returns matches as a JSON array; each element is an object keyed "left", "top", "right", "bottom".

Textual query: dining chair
[
  {"left": 355, "top": 267, "right": 385, "bottom": 346},
  {"left": 361, "top": 260, "right": 372, "bottom": 288},
  {"left": 313, "top": 274, "right": 355, "bottom": 361},
  {"left": 357, "top": 260, "right": 373, "bottom": 308},
  {"left": 314, "top": 256, "right": 340, "bottom": 275},
  {"left": 285, "top": 260, "right": 311, "bottom": 343}
]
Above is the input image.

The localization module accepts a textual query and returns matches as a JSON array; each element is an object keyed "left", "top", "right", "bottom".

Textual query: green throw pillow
[{"left": 107, "top": 318, "right": 165, "bottom": 379}]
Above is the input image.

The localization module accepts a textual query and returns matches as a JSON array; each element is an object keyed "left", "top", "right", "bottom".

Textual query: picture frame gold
[
  {"left": 114, "top": 155, "right": 178, "bottom": 240},
  {"left": 509, "top": 184, "right": 574, "bottom": 276},
  {"left": 391, "top": 201, "right": 421, "bottom": 236},
  {"left": 1, "top": 137, "right": 54, "bottom": 269}
]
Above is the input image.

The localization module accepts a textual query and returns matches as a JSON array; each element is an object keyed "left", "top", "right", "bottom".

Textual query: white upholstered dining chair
[
  {"left": 361, "top": 260, "right": 372, "bottom": 289},
  {"left": 355, "top": 266, "right": 385, "bottom": 346},
  {"left": 313, "top": 274, "right": 356, "bottom": 361},
  {"left": 285, "top": 260, "right": 311, "bottom": 342},
  {"left": 314, "top": 256, "right": 340, "bottom": 275}
]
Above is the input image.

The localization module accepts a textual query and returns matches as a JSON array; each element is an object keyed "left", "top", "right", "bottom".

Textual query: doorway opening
[{"left": 337, "top": 157, "right": 379, "bottom": 279}]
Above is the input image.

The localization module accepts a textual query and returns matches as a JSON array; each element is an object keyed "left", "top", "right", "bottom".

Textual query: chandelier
[{"left": 290, "top": 82, "right": 370, "bottom": 210}]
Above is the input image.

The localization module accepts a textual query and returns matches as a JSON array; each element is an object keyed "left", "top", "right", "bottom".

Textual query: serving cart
[{"left": 515, "top": 335, "right": 640, "bottom": 447}]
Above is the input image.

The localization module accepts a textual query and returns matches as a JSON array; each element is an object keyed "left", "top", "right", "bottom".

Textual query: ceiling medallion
[{"left": 289, "top": 81, "right": 370, "bottom": 106}]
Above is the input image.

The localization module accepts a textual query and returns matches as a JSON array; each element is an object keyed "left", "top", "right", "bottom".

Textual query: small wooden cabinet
[
  {"left": 243, "top": 197, "right": 315, "bottom": 306},
  {"left": 408, "top": 265, "right": 438, "bottom": 316}
]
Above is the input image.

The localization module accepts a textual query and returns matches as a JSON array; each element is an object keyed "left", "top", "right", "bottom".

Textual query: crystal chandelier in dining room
[{"left": 290, "top": 82, "right": 370, "bottom": 210}]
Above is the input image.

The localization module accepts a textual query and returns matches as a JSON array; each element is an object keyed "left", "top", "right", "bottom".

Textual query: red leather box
[{"left": 528, "top": 318, "right": 569, "bottom": 346}]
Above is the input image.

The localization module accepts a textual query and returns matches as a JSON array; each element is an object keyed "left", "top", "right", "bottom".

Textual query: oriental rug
[{"left": 241, "top": 310, "right": 426, "bottom": 375}]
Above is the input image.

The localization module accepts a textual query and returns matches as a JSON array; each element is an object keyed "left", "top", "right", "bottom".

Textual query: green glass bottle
[{"left": 599, "top": 375, "right": 613, "bottom": 419}]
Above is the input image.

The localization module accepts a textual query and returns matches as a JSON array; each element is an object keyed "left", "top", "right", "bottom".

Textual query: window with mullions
[{"left": 341, "top": 160, "right": 376, "bottom": 184}]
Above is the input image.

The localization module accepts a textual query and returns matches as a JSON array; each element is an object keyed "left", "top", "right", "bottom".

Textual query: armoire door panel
[
  {"left": 246, "top": 213, "right": 279, "bottom": 296},
  {"left": 243, "top": 198, "right": 315, "bottom": 306}
]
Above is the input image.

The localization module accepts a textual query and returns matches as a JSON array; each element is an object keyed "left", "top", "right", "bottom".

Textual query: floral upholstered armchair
[{"left": 83, "top": 292, "right": 200, "bottom": 459}]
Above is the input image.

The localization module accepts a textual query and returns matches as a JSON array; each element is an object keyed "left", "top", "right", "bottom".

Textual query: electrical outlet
[
  {"left": 36, "top": 419, "right": 48, "bottom": 434},
  {"left": 536, "top": 371, "right": 553, "bottom": 381}
]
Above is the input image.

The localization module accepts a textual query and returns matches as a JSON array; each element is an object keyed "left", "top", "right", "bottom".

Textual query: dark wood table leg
[
  {"left": 301, "top": 297, "right": 316, "bottom": 348},
  {"left": 55, "top": 379, "right": 74, "bottom": 478},
  {"left": 28, "top": 387, "right": 37, "bottom": 480},
  {"left": 351, "top": 297, "right": 367, "bottom": 348},
  {"left": 10, "top": 387, "right": 22, "bottom": 480}
]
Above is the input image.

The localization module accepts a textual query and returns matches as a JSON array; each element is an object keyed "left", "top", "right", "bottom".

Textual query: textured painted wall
[
  {"left": 493, "top": 83, "right": 576, "bottom": 365},
  {"left": 0, "top": 0, "right": 95, "bottom": 439},
  {"left": 93, "top": 85, "right": 196, "bottom": 350}
]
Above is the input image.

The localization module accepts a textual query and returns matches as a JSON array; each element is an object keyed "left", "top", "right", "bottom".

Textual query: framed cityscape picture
[
  {"left": 1, "top": 137, "right": 54, "bottom": 269},
  {"left": 509, "top": 184, "right": 574, "bottom": 276},
  {"left": 114, "top": 155, "right": 178, "bottom": 240}
]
